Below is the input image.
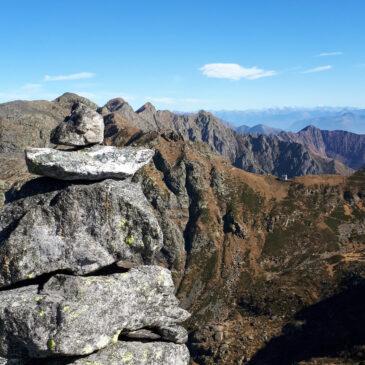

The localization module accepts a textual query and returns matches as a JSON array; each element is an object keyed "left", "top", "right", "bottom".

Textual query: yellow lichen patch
[
  {"left": 38, "top": 309, "right": 45, "bottom": 317},
  {"left": 26, "top": 272, "right": 35, "bottom": 279},
  {"left": 118, "top": 218, "right": 127, "bottom": 229},
  {"left": 47, "top": 338, "right": 56, "bottom": 351},
  {"left": 62, "top": 305, "right": 71, "bottom": 313},
  {"left": 112, "top": 330, "right": 121, "bottom": 343},
  {"left": 34, "top": 295, "right": 43, "bottom": 303},
  {"left": 125, "top": 235, "right": 135, "bottom": 246},
  {"left": 121, "top": 351, "right": 134, "bottom": 363},
  {"left": 82, "top": 344, "right": 94, "bottom": 354}
]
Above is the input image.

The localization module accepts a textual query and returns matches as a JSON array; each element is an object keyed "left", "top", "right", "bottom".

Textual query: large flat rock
[
  {"left": 0, "top": 180, "right": 163, "bottom": 287},
  {"left": 25, "top": 146, "right": 154, "bottom": 180},
  {"left": 0, "top": 266, "right": 190, "bottom": 358}
]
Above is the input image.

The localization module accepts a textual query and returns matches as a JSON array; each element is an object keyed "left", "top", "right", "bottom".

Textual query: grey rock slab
[
  {"left": 69, "top": 341, "right": 190, "bottom": 365},
  {"left": 122, "top": 325, "right": 188, "bottom": 344},
  {"left": 0, "top": 266, "right": 190, "bottom": 358},
  {"left": 123, "top": 329, "right": 162, "bottom": 341},
  {"left": 50, "top": 104, "right": 104, "bottom": 146},
  {"left": 0, "top": 179, "right": 163, "bottom": 287},
  {"left": 157, "top": 325, "right": 188, "bottom": 344},
  {"left": 25, "top": 145, "right": 154, "bottom": 181}
]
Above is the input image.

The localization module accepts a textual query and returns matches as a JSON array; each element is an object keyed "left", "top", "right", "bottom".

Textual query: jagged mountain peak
[
  {"left": 300, "top": 124, "right": 320, "bottom": 132},
  {"left": 136, "top": 102, "right": 157, "bottom": 114},
  {"left": 102, "top": 97, "right": 133, "bottom": 113},
  {"left": 197, "top": 109, "right": 215, "bottom": 118}
]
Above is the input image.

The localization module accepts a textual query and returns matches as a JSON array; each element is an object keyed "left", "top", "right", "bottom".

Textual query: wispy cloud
[
  {"left": 44, "top": 72, "right": 96, "bottom": 82},
  {"left": 200, "top": 63, "right": 277, "bottom": 80},
  {"left": 316, "top": 51, "right": 343, "bottom": 57},
  {"left": 302, "top": 65, "right": 332, "bottom": 74}
]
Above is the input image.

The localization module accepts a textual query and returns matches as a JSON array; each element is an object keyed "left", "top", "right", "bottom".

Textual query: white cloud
[
  {"left": 44, "top": 72, "right": 95, "bottom": 82},
  {"left": 200, "top": 63, "right": 277, "bottom": 80},
  {"left": 302, "top": 65, "right": 332, "bottom": 74},
  {"left": 317, "top": 51, "right": 343, "bottom": 57}
]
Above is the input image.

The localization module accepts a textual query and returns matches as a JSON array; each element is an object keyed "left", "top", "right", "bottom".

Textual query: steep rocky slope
[
  {"left": 130, "top": 135, "right": 365, "bottom": 364},
  {"left": 279, "top": 126, "right": 365, "bottom": 170}
]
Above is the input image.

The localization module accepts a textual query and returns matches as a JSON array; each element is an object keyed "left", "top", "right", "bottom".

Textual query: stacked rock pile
[{"left": 0, "top": 104, "right": 190, "bottom": 365}]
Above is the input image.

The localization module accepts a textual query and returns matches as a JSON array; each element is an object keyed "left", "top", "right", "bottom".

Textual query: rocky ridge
[
  {"left": 0, "top": 93, "right": 362, "bottom": 182},
  {"left": 278, "top": 125, "right": 365, "bottom": 170},
  {"left": 0, "top": 105, "right": 190, "bottom": 364},
  {"left": 97, "top": 97, "right": 356, "bottom": 177}
]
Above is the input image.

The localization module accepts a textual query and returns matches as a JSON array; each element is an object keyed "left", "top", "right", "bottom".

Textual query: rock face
[
  {"left": 234, "top": 133, "right": 347, "bottom": 177},
  {"left": 0, "top": 266, "right": 189, "bottom": 358},
  {"left": 50, "top": 104, "right": 104, "bottom": 146},
  {"left": 0, "top": 102, "right": 190, "bottom": 364},
  {"left": 0, "top": 179, "right": 163, "bottom": 287},
  {"left": 25, "top": 146, "right": 154, "bottom": 180},
  {"left": 278, "top": 125, "right": 365, "bottom": 170}
]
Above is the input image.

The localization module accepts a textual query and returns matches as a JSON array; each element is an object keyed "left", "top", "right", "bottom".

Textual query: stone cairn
[{"left": 0, "top": 103, "right": 190, "bottom": 365}]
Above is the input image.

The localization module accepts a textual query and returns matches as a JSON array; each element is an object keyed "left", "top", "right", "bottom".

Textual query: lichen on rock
[
  {"left": 0, "top": 266, "right": 190, "bottom": 358},
  {"left": 25, "top": 145, "right": 154, "bottom": 181},
  {"left": 0, "top": 179, "right": 163, "bottom": 287}
]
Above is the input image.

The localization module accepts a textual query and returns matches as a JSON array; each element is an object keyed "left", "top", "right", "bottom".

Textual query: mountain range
[
  {"left": 213, "top": 107, "right": 365, "bottom": 134},
  {"left": 0, "top": 93, "right": 363, "bottom": 180},
  {"left": 0, "top": 93, "right": 364, "bottom": 364}
]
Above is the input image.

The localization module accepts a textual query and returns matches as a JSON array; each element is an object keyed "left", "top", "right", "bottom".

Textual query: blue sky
[{"left": 0, "top": 0, "right": 364, "bottom": 110}]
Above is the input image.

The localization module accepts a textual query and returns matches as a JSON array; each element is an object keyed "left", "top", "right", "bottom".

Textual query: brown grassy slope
[{"left": 130, "top": 134, "right": 365, "bottom": 365}]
